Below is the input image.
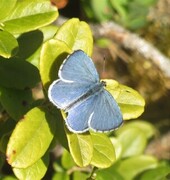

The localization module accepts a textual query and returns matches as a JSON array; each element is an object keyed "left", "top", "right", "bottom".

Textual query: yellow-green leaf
[
  {"left": 40, "top": 39, "right": 71, "bottom": 89},
  {"left": 90, "top": 132, "right": 116, "bottom": 168},
  {"left": 66, "top": 129, "right": 93, "bottom": 167},
  {"left": 6, "top": 107, "right": 55, "bottom": 168},
  {"left": 13, "top": 154, "right": 49, "bottom": 180},
  {"left": 104, "top": 79, "right": 145, "bottom": 120},
  {"left": 54, "top": 18, "right": 93, "bottom": 56}
]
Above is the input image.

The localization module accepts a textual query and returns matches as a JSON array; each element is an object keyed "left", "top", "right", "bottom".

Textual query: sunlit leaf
[
  {"left": 66, "top": 129, "right": 93, "bottom": 167},
  {"left": 6, "top": 107, "right": 56, "bottom": 168},
  {"left": 110, "top": 137, "right": 123, "bottom": 160},
  {"left": 54, "top": 18, "right": 93, "bottom": 56},
  {"left": 13, "top": 154, "right": 49, "bottom": 180},
  {"left": 40, "top": 39, "right": 71, "bottom": 89},
  {"left": 3, "top": 0, "right": 58, "bottom": 34},
  {"left": 0, "top": 0, "right": 17, "bottom": 21},
  {"left": 104, "top": 79, "right": 145, "bottom": 120},
  {"left": 0, "top": 30, "right": 18, "bottom": 58},
  {"left": 90, "top": 132, "right": 116, "bottom": 168}
]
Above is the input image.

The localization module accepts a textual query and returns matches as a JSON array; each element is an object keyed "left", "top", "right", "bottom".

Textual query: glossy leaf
[
  {"left": 3, "top": 0, "right": 58, "bottom": 34},
  {"left": 117, "top": 127, "right": 147, "bottom": 158},
  {"left": 6, "top": 107, "right": 56, "bottom": 168},
  {"left": 115, "top": 120, "right": 156, "bottom": 139},
  {"left": 90, "top": 132, "right": 116, "bottom": 168},
  {"left": 54, "top": 18, "right": 93, "bottom": 56},
  {"left": 105, "top": 79, "right": 145, "bottom": 120},
  {"left": 0, "top": 31, "right": 18, "bottom": 58},
  {"left": 40, "top": 39, "right": 71, "bottom": 89},
  {"left": 0, "top": 58, "right": 40, "bottom": 89},
  {"left": 115, "top": 155, "right": 158, "bottom": 180},
  {"left": 13, "top": 154, "right": 49, "bottom": 180},
  {"left": 66, "top": 129, "right": 93, "bottom": 167},
  {"left": 0, "top": 0, "right": 17, "bottom": 21},
  {"left": 0, "top": 87, "right": 33, "bottom": 120}
]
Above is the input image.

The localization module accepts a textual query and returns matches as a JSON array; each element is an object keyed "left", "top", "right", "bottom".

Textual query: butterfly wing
[
  {"left": 65, "top": 89, "right": 123, "bottom": 133},
  {"left": 48, "top": 50, "right": 100, "bottom": 109},
  {"left": 59, "top": 50, "right": 99, "bottom": 83},
  {"left": 48, "top": 79, "right": 96, "bottom": 109},
  {"left": 89, "top": 90, "right": 123, "bottom": 132}
]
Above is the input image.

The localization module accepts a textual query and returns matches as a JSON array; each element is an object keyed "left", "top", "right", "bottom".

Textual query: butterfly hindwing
[
  {"left": 89, "top": 90, "right": 123, "bottom": 132},
  {"left": 65, "top": 89, "right": 123, "bottom": 132}
]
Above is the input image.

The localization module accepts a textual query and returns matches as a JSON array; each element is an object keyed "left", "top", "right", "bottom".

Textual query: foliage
[
  {"left": 81, "top": 0, "right": 158, "bottom": 30},
  {"left": 0, "top": 0, "right": 169, "bottom": 179}
]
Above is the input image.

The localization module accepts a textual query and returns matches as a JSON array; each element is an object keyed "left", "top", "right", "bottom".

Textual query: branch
[{"left": 91, "top": 22, "right": 170, "bottom": 78}]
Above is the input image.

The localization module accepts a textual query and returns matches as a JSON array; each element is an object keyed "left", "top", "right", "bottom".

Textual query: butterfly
[{"left": 48, "top": 50, "right": 123, "bottom": 133}]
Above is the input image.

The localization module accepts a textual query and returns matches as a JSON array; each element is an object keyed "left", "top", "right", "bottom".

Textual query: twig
[{"left": 91, "top": 22, "right": 170, "bottom": 78}]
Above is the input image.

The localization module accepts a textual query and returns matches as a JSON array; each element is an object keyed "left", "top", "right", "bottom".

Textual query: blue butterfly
[{"left": 48, "top": 50, "right": 123, "bottom": 133}]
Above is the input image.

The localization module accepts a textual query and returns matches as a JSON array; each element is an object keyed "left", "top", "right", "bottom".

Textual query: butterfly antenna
[{"left": 102, "top": 56, "right": 106, "bottom": 76}]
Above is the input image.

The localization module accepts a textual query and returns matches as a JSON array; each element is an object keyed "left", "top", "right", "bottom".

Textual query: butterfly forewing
[{"left": 59, "top": 50, "right": 99, "bottom": 83}]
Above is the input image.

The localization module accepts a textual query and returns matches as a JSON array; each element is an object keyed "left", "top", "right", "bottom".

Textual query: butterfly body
[{"left": 48, "top": 50, "right": 123, "bottom": 133}]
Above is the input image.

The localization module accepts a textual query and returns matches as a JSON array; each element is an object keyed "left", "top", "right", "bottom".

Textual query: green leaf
[
  {"left": 110, "top": 137, "right": 123, "bottom": 160},
  {"left": 54, "top": 18, "right": 93, "bottom": 56},
  {"left": 114, "top": 155, "right": 158, "bottom": 180},
  {"left": 90, "top": 132, "right": 116, "bottom": 168},
  {"left": 73, "top": 171, "right": 88, "bottom": 180},
  {"left": 117, "top": 127, "right": 147, "bottom": 158},
  {"left": 49, "top": 107, "right": 68, "bottom": 149},
  {"left": 0, "top": 118, "right": 16, "bottom": 138},
  {"left": 140, "top": 166, "right": 170, "bottom": 180},
  {"left": 40, "top": 25, "right": 58, "bottom": 42},
  {"left": 61, "top": 149, "right": 75, "bottom": 169},
  {"left": 96, "top": 168, "right": 124, "bottom": 180},
  {"left": 0, "top": 30, "right": 18, "bottom": 58},
  {"left": 40, "top": 39, "right": 71, "bottom": 89},
  {"left": 52, "top": 172, "right": 69, "bottom": 180},
  {"left": 6, "top": 107, "right": 56, "bottom": 168},
  {"left": 0, "top": 87, "right": 33, "bottom": 120},
  {"left": 115, "top": 120, "right": 156, "bottom": 139},
  {"left": 13, "top": 154, "right": 49, "bottom": 180},
  {"left": 1, "top": 176, "right": 17, "bottom": 180},
  {"left": 26, "top": 26, "right": 58, "bottom": 67},
  {"left": 0, "top": 0, "right": 17, "bottom": 21},
  {"left": 17, "top": 30, "right": 43, "bottom": 60},
  {"left": 66, "top": 129, "right": 93, "bottom": 167},
  {"left": 90, "top": 0, "right": 113, "bottom": 22},
  {"left": 3, "top": 0, "right": 58, "bottom": 34},
  {"left": 104, "top": 79, "right": 145, "bottom": 120},
  {"left": 0, "top": 58, "right": 40, "bottom": 89}
]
